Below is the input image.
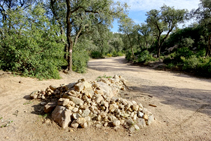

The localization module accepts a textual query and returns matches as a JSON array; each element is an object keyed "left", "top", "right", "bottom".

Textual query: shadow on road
[{"left": 131, "top": 85, "right": 211, "bottom": 117}]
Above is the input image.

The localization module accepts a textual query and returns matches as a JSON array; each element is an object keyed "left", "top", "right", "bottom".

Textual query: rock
[
  {"left": 76, "top": 118, "right": 87, "bottom": 128},
  {"left": 95, "top": 95, "right": 103, "bottom": 103},
  {"left": 40, "top": 102, "right": 47, "bottom": 105},
  {"left": 125, "top": 118, "right": 134, "bottom": 127},
  {"left": 71, "top": 120, "right": 79, "bottom": 128},
  {"left": 129, "top": 126, "right": 135, "bottom": 133},
  {"left": 96, "top": 123, "right": 102, "bottom": 128},
  {"left": 147, "top": 115, "right": 155, "bottom": 125},
  {"left": 58, "top": 98, "right": 70, "bottom": 106},
  {"left": 137, "top": 118, "right": 146, "bottom": 128},
  {"left": 72, "top": 108, "right": 78, "bottom": 113},
  {"left": 109, "top": 104, "right": 118, "bottom": 112},
  {"left": 134, "top": 124, "right": 140, "bottom": 130},
  {"left": 67, "top": 96, "right": 84, "bottom": 105},
  {"left": 143, "top": 114, "right": 148, "bottom": 120},
  {"left": 132, "top": 104, "right": 139, "bottom": 111},
  {"left": 75, "top": 81, "right": 92, "bottom": 92},
  {"left": 52, "top": 106, "right": 72, "bottom": 129},
  {"left": 72, "top": 113, "right": 80, "bottom": 120},
  {"left": 49, "top": 85, "right": 57, "bottom": 91},
  {"left": 81, "top": 109, "right": 90, "bottom": 117},
  {"left": 81, "top": 122, "right": 88, "bottom": 128},
  {"left": 137, "top": 111, "right": 144, "bottom": 118},
  {"left": 30, "top": 91, "right": 38, "bottom": 99},
  {"left": 71, "top": 122, "right": 79, "bottom": 128},
  {"left": 112, "top": 120, "right": 120, "bottom": 127},
  {"left": 44, "top": 102, "right": 57, "bottom": 113},
  {"left": 104, "top": 122, "right": 108, "bottom": 127}
]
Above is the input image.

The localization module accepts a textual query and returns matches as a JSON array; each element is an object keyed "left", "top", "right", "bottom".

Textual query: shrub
[
  {"left": 0, "top": 5, "right": 66, "bottom": 80},
  {"left": 125, "top": 51, "right": 132, "bottom": 61},
  {"left": 90, "top": 51, "right": 103, "bottom": 58},
  {"left": 138, "top": 50, "right": 150, "bottom": 62},
  {"left": 182, "top": 55, "right": 199, "bottom": 70}
]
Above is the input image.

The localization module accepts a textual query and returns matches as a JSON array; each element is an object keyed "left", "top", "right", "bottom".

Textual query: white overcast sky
[{"left": 111, "top": 0, "right": 201, "bottom": 32}]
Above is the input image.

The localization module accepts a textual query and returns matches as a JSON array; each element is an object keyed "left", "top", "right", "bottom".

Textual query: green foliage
[
  {"left": 182, "top": 55, "right": 199, "bottom": 70},
  {"left": 72, "top": 45, "right": 89, "bottom": 73},
  {"left": 0, "top": 5, "right": 66, "bottom": 80},
  {"left": 166, "top": 63, "right": 175, "bottom": 69},
  {"left": 96, "top": 75, "right": 112, "bottom": 81},
  {"left": 90, "top": 51, "right": 103, "bottom": 59},
  {"left": 125, "top": 51, "right": 132, "bottom": 61},
  {"left": 138, "top": 50, "right": 150, "bottom": 62}
]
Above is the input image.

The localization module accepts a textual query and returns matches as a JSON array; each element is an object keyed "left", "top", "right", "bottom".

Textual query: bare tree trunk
[
  {"left": 157, "top": 46, "right": 161, "bottom": 58},
  {"left": 206, "top": 34, "right": 211, "bottom": 57},
  {"left": 66, "top": 0, "right": 72, "bottom": 72}
]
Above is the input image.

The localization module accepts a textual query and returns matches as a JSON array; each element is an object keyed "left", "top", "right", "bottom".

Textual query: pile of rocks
[{"left": 30, "top": 75, "right": 155, "bottom": 131}]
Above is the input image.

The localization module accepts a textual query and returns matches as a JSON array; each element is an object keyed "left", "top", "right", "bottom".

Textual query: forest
[{"left": 0, "top": 0, "right": 211, "bottom": 79}]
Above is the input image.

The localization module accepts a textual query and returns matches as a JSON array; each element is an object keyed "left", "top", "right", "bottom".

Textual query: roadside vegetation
[{"left": 0, "top": 0, "right": 211, "bottom": 79}]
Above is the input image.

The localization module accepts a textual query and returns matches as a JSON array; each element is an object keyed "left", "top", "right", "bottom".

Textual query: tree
[
  {"left": 119, "top": 17, "right": 136, "bottom": 59},
  {"left": 137, "top": 23, "right": 154, "bottom": 50},
  {"left": 49, "top": 0, "right": 127, "bottom": 72},
  {"left": 193, "top": 0, "right": 211, "bottom": 56},
  {"left": 146, "top": 5, "right": 187, "bottom": 57}
]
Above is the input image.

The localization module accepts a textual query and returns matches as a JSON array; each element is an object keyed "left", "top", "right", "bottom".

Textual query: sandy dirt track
[{"left": 0, "top": 56, "right": 211, "bottom": 141}]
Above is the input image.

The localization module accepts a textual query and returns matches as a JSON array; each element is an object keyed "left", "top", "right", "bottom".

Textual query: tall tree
[
  {"left": 119, "top": 17, "right": 136, "bottom": 59},
  {"left": 49, "top": 0, "right": 127, "bottom": 72},
  {"left": 146, "top": 5, "right": 187, "bottom": 57},
  {"left": 193, "top": 0, "right": 211, "bottom": 56}
]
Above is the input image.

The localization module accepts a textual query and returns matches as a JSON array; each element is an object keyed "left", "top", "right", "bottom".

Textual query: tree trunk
[
  {"left": 206, "top": 34, "right": 211, "bottom": 57},
  {"left": 157, "top": 46, "right": 161, "bottom": 58},
  {"left": 66, "top": 0, "right": 72, "bottom": 72},
  {"left": 131, "top": 46, "right": 135, "bottom": 59}
]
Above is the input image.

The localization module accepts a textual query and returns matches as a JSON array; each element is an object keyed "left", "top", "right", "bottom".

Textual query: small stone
[
  {"left": 97, "top": 115, "right": 102, "bottom": 121},
  {"left": 109, "top": 104, "right": 118, "bottom": 112},
  {"left": 134, "top": 124, "right": 140, "bottom": 130},
  {"left": 96, "top": 124, "right": 102, "bottom": 128},
  {"left": 81, "top": 109, "right": 90, "bottom": 117},
  {"left": 45, "top": 119, "right": 51, "bottom": 125},
  {"left": 137, "top": 118, "right": 146, "bottom": 128},
  {"left": 49, "top": 85, "right": 57, "bottom": 91},
  {"left": 143, "top": 114, "right": 148, "bottom": 120},
  {"left": 71, "top": 121, "right": 79, "bottom": 128},
  {"left": 30, "top": 91, "right": 38, "bottom": 99},
  {"left": 112, "top": 120, "right": 120, "bottom": 127},
  {"left": 129, "top": 126, "right": 135, "bottom": 133},
  {"left": 72, "top": 108, "right": 78, "bottom": 113},
  {"left": 104, "top": 122, "right": 108, "bottom": 127},
  {"left": 58, "top": 98, "right": 70, "bottom": 106},
  {"left": 72, "top": 113, "right": 80, "bottom": 120},
  {"left": 81, "top": 122, "right": 88, "bottom": 128},
  {"left": 76, "top": 118, "right": 86, "bottom": 128},
  {"left": 40, "top": 102, "right": 47, "bottom": 105},
  {"left": 147, "top": 115, "right": 155, "bottom": 125},
  {"left": 67, "top": 96, "right": 84, "bottom": 105},
  {"left": 137, "top": 111, "right": 144, "bottom": 118},
  {"left": 132, "top": 104, "right": 139, "bottom": 111},
  {"left": 44, "top": 102, "right": 57, "bottom": 113},
  {"left": 120, "top": 120, "right": 125, "bottom": 125},
  {"left": 85, "top": 116, "right": 91, "bottom": 122}
]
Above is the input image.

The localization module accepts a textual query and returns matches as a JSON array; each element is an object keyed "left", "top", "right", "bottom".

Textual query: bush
[
  {"left": 138, "top": 50, "right": 150, "bottom": 62},
  {"left": 182, "top": 55, "right": 199, "bottom": 70},
  {"left": 72, "top": 50, "right": 89, "bottom": 73},
  {"left": 125, "top": 51, "right": 132, "bottom": 61},
  {"left": 90, "top": 51, "right": 103, "bottom": 58},
  {"left": 0, "top": 5, "right": 66, "bottom": 80}
]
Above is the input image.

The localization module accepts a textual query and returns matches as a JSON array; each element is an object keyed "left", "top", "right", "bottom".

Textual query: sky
[{"left": 111, "top": 0, "right": 201, "bottom": 32}]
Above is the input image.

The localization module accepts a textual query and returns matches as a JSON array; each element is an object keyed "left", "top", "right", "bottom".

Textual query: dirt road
[{"left": 0, "top": 56, "right": 211, "bottom": 141}]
